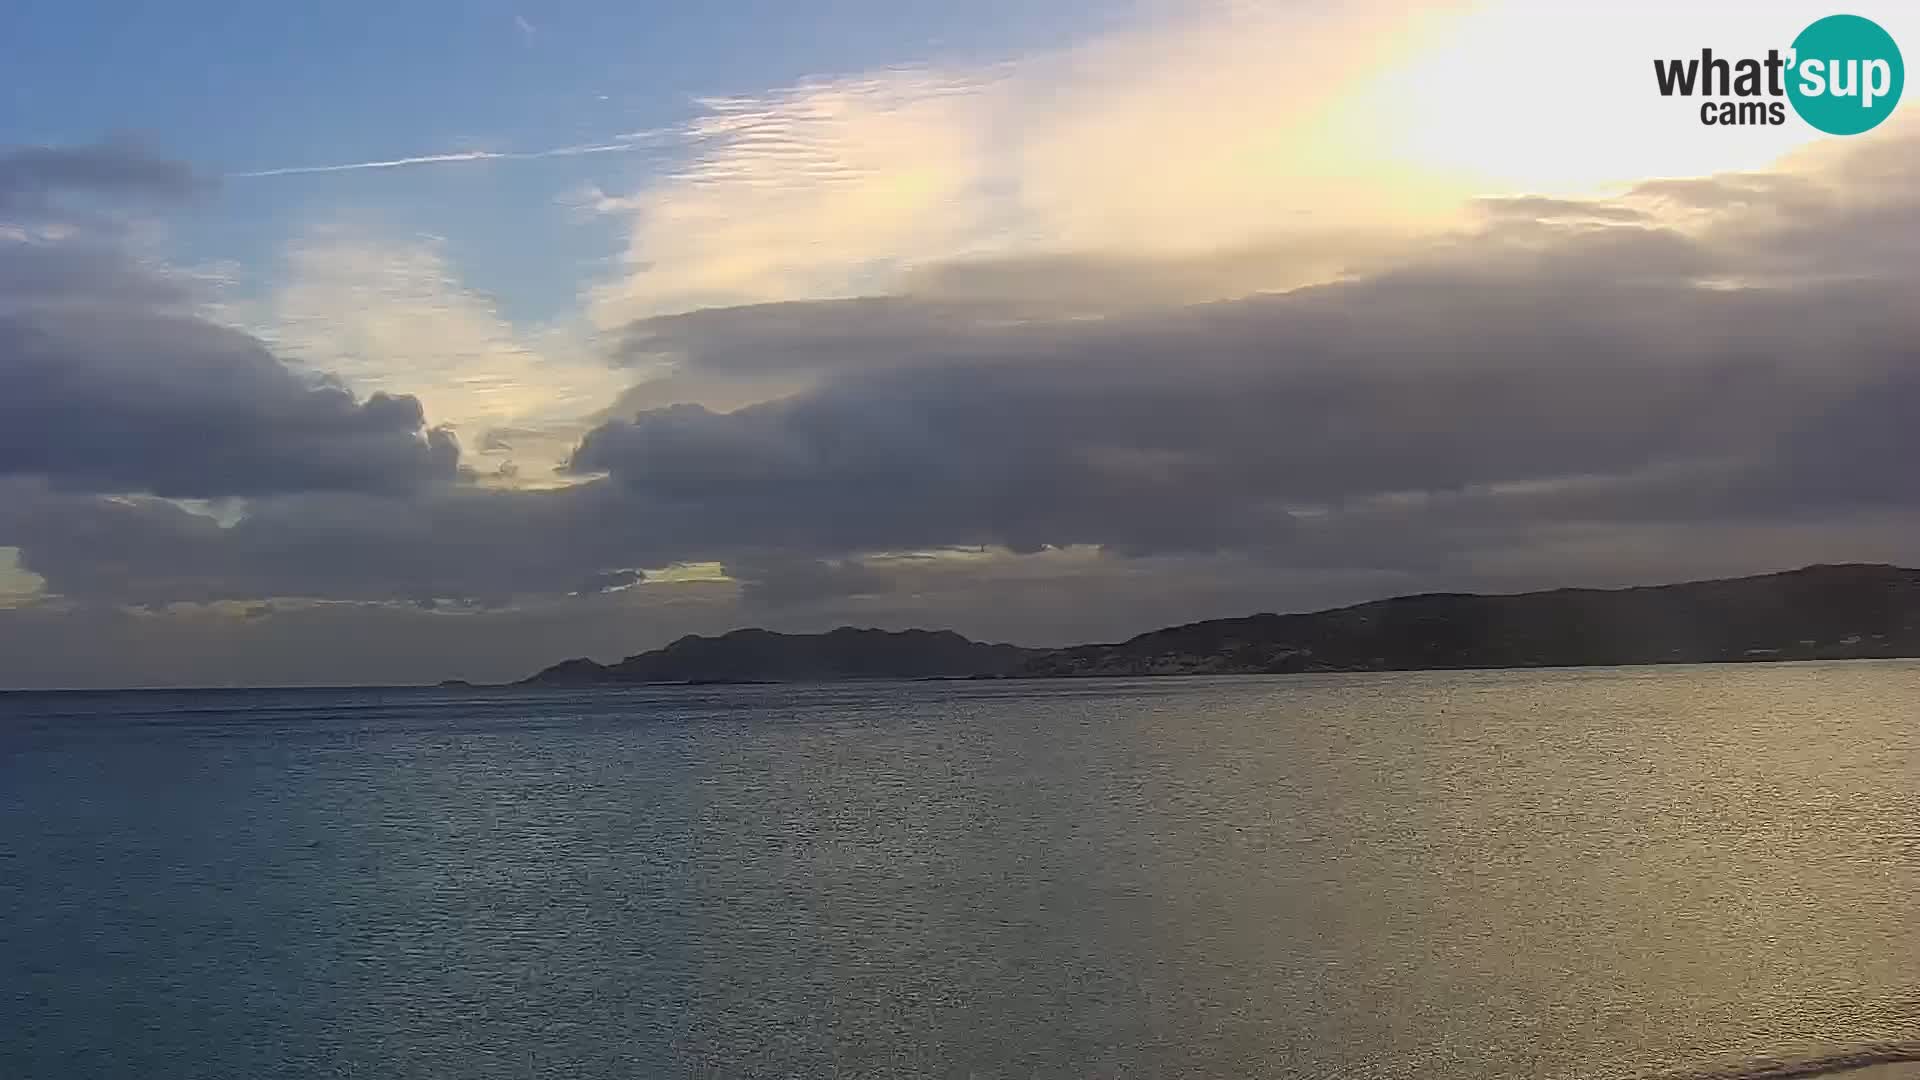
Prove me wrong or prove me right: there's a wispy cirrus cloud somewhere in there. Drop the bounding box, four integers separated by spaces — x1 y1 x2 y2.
581 2 1473 329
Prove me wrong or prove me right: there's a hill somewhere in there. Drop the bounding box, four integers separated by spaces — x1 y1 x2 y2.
517 565 1920 685
1015 563 1920 677
521 627 1037 685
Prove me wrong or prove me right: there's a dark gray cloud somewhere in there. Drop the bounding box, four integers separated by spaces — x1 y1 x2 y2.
0 307 459 496
0 243 194 308
1472 195 1649 224
0 144 459 497
564 127 1920 568
0 139 202 218
571 267 1912 559
0 482 620 606
0 586 745 689
615 296 1018 377
892 235 1399 309
726 555 892 611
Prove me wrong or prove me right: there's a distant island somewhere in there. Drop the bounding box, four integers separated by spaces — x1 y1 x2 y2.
519 563 1920 685
523 627 1035 686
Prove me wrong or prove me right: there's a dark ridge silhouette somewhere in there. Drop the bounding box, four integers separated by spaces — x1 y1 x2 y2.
520 626 1036 685
1019 563 1920 677
519 564 1920 685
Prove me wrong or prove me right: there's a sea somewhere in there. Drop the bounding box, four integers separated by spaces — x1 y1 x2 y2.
2 663 1916 1080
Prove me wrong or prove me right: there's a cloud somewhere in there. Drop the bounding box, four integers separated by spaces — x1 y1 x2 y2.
1472 196 1650 225
9 122 1914 630
0 241 196 309
0 483 604 606
573 568 643 595
581 3 1483 328
570 284 1894 559
570 125 1920 560
0 301 459 496
9 10 1920 691
0 146 460 498
598 239 1409 417
0 581 744 689
0 139 202 217
579 0 1920 336
725 555 891 611
261 227 630 481
585 68 1004 324
0 545 44 608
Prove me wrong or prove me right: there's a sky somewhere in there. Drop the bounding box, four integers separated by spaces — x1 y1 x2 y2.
1 0 1916 687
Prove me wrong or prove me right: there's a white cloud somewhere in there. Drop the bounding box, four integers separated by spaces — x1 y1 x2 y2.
581 3 1501 328
261 227 631 481
0 546 46 608
584 0 1920 333
587 68 1006 324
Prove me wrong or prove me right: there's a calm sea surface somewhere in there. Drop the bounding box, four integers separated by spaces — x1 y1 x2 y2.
3 664 1916 1080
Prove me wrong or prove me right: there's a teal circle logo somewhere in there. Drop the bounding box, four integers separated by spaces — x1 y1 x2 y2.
1787 14 1904 135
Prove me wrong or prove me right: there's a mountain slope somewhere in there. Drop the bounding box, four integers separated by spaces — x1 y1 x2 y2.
522 627 1037 685
1016 563 1920 677
519 565 1920 685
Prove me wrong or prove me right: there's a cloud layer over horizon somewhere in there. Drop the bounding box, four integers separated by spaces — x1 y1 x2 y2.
2 3 1918 685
